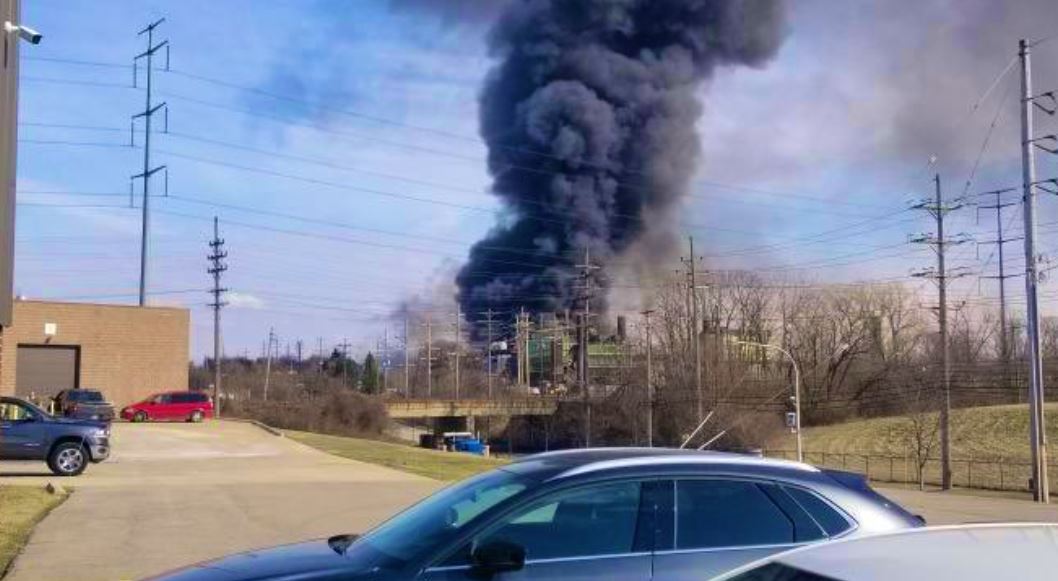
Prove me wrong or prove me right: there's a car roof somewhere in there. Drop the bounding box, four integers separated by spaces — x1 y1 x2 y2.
505 447 818 482
716 523 1058 581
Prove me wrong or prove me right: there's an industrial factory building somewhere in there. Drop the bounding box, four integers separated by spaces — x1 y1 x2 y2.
0 299 190 407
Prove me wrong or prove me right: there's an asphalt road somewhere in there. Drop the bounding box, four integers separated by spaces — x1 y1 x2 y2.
5 423 1058 580
0 421 439 581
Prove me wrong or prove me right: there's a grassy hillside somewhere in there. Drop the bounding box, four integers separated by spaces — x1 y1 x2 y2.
764 403 1058 492
780 403 1058 461
286 430 506 481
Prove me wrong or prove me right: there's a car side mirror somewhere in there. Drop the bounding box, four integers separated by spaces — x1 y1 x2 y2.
471 540 526 575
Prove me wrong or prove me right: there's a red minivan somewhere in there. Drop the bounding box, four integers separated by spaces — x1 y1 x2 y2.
121 391 214 423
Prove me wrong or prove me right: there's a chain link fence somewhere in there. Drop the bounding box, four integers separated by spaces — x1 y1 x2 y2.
764 449 1058 493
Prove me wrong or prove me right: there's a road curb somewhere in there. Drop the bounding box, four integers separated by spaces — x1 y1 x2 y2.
220 418 284 437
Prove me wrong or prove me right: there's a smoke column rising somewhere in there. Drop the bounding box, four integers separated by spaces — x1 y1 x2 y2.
457 0 787 326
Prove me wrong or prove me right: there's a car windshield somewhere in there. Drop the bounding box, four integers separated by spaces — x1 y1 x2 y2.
349 468 529 569
69 391 103 402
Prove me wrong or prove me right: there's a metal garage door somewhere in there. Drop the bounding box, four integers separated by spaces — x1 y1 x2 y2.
15 345 79 399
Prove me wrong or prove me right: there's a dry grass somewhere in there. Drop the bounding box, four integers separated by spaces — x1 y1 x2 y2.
285 430 507 481
764 403 1058 492
0 486 67 577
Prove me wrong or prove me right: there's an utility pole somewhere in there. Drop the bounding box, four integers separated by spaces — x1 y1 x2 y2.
911 174 968 491
263 327 275 401
976 188 1020 361
339 338 352 388
575 248 599 447
423 316 433 398
296 340 303 368
316 337 323 376
131 18 169 306
1019 37 1058 503
382 328 389 393
642 309 655 447
479 309 495 399
403 315 410 397
453 307 461 399
682 237 705 422
207 216 227 418
516 307 532 390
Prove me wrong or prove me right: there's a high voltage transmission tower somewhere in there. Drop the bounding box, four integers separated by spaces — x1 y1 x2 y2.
641 308 656 448
421 315 435 397
403 315 410 397
131 18 169 306
910 173 970 491
975 187 1020 360
451 307 461 399
478 309 496 399
575 248 599 447
1019 37 1058 503
681 236 706 421
207 216 227 418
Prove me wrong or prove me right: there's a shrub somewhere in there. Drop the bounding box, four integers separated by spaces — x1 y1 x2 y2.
224 392 388 438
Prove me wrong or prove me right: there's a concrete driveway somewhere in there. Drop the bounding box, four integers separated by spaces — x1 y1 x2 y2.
0 421 439 581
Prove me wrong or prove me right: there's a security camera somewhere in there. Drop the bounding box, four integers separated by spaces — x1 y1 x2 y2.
4 21 42 45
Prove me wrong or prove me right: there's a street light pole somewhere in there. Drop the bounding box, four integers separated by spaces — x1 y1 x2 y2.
642 309 655 447
736 340 802 463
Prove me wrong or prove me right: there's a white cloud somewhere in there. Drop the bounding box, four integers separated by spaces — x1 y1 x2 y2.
227 292 266 310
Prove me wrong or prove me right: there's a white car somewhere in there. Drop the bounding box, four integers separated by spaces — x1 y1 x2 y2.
713 523 1058 581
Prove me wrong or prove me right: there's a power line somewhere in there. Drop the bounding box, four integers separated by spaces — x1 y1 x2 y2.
22 55 903 211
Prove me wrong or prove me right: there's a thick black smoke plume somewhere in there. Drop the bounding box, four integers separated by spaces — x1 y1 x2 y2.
457 0 786 327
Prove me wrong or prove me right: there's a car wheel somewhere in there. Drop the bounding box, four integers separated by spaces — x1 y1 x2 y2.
189 410 204 423
133 411 147 423
48 442 88 477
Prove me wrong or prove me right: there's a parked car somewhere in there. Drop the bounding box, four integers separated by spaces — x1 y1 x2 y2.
147 448 922 580
715 523 1058 581
121 391 213 423
54 388 115 422
0 396 110 476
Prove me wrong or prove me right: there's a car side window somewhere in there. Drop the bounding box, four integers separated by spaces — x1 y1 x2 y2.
783 486 853 537
675 480 795 550
0 402 36 422
171 393 188 404
442 481 643 566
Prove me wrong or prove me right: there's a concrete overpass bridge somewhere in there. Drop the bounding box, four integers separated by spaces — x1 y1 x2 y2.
383 397 561 438
383 397 560 419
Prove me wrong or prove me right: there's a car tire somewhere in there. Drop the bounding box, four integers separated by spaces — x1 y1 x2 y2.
189 410 204 423
132 411 147 423
47 442 88 477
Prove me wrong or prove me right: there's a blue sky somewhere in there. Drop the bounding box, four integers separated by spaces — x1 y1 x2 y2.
14 0 1058 360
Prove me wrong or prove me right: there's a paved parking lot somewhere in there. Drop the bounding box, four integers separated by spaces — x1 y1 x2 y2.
880 486 1058 525
5 423 1058 580
0 421 439 581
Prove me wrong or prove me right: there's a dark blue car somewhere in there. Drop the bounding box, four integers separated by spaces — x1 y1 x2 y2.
149 448 922 580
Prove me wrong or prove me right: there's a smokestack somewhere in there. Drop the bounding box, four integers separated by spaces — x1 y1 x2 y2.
457 0 787 332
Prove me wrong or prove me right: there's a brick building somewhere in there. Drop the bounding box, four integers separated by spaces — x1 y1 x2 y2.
0 300 190 407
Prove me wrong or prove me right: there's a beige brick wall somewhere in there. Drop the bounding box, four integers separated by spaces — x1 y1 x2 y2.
0 300 189 407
